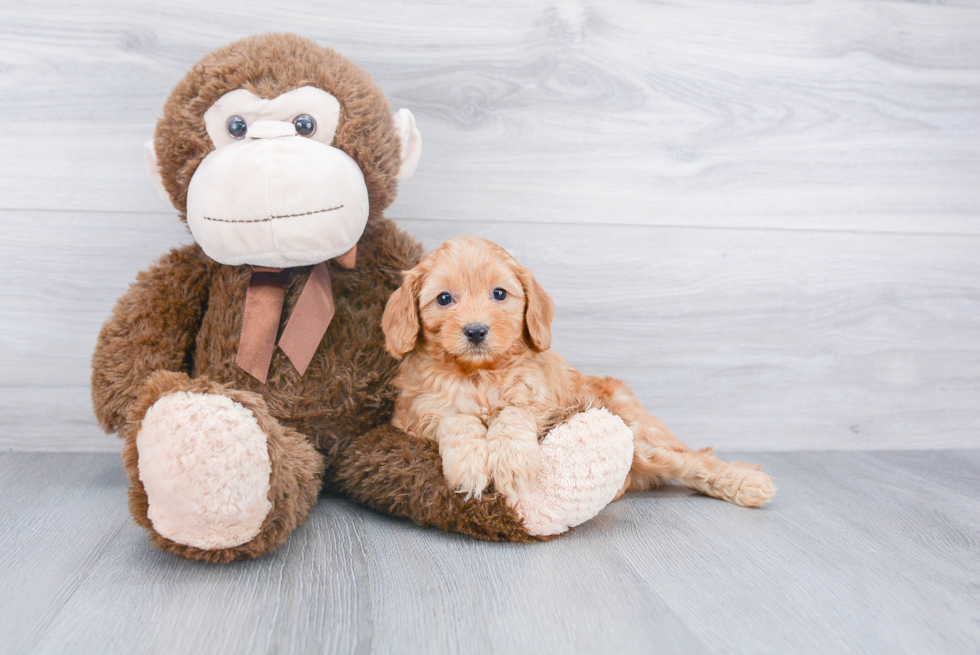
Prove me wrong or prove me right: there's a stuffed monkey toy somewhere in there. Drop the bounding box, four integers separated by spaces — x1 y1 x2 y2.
91 33 635 562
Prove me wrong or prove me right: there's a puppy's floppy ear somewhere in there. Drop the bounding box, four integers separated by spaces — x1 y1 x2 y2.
382 268 423 359
517 264 554 351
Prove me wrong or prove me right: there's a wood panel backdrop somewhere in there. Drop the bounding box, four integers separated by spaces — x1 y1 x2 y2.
1 0 978 451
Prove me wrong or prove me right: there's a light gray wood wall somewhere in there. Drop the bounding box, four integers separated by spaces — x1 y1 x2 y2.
1 0 978 451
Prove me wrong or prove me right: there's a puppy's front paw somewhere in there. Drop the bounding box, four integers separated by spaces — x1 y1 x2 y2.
441 440 490 499
488 434 542 500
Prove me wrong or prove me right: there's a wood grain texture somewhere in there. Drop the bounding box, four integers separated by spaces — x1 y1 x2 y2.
0 0 978 232
1 451 977 654
3 213 978 451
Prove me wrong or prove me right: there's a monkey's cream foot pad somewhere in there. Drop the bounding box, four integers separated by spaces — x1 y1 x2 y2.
513 408 634 536
136 391 273 549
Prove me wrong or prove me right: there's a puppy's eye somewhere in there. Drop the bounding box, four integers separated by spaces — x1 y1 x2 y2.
492 288 507 301
227 116 248 139
293 114 316 137
436 292 454 306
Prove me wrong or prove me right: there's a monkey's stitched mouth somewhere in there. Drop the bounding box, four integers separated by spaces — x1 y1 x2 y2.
202 205 344 224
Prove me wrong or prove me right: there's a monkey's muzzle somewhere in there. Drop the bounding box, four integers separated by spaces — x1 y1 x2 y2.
186 126 369 268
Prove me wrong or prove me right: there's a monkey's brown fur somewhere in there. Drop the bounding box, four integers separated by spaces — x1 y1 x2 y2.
91 34 533 561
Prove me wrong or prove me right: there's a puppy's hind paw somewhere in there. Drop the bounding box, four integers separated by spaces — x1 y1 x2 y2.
732 470 776 508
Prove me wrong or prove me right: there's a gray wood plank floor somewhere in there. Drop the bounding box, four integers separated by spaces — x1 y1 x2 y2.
2 450 977 654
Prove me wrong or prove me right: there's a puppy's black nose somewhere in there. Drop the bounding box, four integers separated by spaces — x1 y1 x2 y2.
463 324 489 344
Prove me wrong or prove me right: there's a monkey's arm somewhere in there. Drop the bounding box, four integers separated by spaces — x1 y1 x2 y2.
330 412 633 542
329 424 537 542
91 243 215 434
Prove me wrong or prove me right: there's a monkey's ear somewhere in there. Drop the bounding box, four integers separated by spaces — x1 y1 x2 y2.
382 268 423 359
144 140 172 203
518 265 555 352
393 109 422 181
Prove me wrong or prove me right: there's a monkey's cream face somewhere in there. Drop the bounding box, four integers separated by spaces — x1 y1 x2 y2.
184 87 363 268
163 86 419 268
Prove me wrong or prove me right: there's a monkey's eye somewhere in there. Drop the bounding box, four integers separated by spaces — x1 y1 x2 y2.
227 116 248 140
436 292 454 306
293 114 316 137
492 288 507 301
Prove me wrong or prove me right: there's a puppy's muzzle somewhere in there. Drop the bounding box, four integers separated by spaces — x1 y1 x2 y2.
463 324 489 344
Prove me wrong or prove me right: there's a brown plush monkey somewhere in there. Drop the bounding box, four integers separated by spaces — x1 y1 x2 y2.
91 33 634 562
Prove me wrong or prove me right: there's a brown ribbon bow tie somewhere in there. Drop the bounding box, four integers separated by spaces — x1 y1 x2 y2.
236 246 356 383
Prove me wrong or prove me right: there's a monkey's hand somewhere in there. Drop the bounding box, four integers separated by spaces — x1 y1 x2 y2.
511 408 634 537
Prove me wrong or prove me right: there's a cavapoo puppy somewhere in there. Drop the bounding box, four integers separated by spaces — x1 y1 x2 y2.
382 236 775 507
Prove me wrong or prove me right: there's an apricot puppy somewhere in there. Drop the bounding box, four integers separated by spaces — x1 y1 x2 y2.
382 236 775 507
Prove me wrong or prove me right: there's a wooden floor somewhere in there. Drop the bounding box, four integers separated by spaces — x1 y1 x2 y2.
2 450 977 654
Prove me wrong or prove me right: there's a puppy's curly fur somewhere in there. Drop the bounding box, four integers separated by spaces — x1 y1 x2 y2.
383 236 776 507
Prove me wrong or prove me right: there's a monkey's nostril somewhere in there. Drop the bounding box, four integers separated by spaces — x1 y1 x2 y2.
463 324 489 344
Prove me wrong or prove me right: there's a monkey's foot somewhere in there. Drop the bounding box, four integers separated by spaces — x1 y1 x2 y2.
136 391 273 550
122 372 324 562
511 408 634 537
